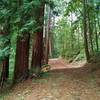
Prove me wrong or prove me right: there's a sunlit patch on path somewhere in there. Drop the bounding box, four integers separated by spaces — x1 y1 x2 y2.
49 58 86 70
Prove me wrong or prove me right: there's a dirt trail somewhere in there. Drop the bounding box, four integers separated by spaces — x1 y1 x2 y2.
1 59 100 100
49 58 86 69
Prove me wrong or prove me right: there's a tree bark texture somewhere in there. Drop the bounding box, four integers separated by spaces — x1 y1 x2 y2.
13 34 30 83
31 3 44 75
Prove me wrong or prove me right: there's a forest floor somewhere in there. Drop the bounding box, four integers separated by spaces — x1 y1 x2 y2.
1 58 100 100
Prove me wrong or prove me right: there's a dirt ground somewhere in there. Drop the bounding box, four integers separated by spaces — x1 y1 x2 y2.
1 58 100 100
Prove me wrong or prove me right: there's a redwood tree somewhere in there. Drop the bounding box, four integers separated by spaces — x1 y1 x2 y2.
13 33 30 83
0 33 10 87
31 1 45 75
13 0 33 83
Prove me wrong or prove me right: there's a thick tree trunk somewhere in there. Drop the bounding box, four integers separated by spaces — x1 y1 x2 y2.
13 33 30 83
31 32 43 74
2 57 9 79
0 57 9 87
31 3 44 75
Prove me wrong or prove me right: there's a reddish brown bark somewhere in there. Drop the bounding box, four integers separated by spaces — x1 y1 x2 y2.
13 33 30 83
31 32 43 74
0 57 9 87
31 3 44 75
0 30 10 88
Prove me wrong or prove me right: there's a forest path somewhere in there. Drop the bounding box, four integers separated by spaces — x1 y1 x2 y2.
3 59 100 100
49 58 86 70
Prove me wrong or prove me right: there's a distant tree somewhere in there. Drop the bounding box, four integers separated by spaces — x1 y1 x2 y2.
83 0 90 61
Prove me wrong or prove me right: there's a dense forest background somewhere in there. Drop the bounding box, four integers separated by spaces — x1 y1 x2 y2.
0 0 100 89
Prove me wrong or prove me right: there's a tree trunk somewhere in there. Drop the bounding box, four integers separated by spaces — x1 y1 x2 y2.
13 33 30 83
45 6 51 64
0 57 9 87
31 32 43 74
0 35 10 88
87 12 94 54
31 3 44 75
49 36 52 57
94 16 99 51
83 0 90 61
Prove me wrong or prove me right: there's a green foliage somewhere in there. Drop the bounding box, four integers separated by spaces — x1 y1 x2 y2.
52 17 85 60
0 0 49 59
0 0 53 82
0 35 10 61
51 0 100 61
